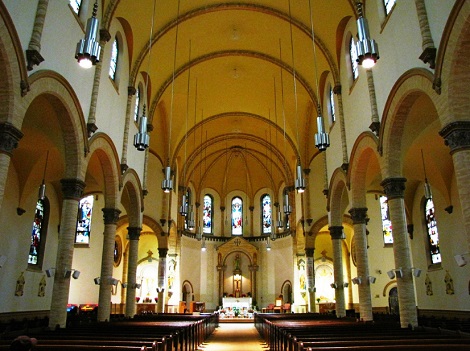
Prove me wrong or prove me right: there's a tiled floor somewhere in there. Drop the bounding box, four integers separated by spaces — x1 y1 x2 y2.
198 322 269 351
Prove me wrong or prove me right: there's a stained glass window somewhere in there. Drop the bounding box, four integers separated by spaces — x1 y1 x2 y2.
134 86 140 122
203 194 213 234
380 196 393 244
384 0 396 16
29 199 45 265
425 198 441 264
184 188 191 230
261 194 272 234
350 37 359 81
232 197 243 235
329 86 336 123
70 0 81 15
109 37 119 80
75 195 94 244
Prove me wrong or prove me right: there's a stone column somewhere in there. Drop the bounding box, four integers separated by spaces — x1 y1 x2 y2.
349 207 373 321
49 179 85 329
248 263 259 308
333 85 349 169
157 248 168 313
329 226 346 317
86 29 111 136
249 206 254 236
125 226 141 317
26 0 48 70
217 262 226 307
97 208 121 322
440 121 470 250
381 177 418 328
142 147 150 196
305 248 316 312
366 70 380 135
220 206 225 237
415 0 436 68
120 86 136 173
0 123 23 212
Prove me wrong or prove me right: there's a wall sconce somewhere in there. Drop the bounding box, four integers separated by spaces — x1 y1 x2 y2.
412 268 422 277
387 268 403 279
45 268 55 277
0 255 7 268
368 276 376 284
352 277 362 285
121 282 128 288
266 237 271 251
330 282 337 289
94 277 101 285
343 282 349 288
201 238 206 252
454 252 469 267
109 278 119 286
75 0 101 68
63 269 80 279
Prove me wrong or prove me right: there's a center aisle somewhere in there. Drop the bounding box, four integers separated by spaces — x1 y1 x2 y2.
198 322 268 351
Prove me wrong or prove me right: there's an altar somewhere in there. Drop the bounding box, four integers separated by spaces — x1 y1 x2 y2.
222 297 252 309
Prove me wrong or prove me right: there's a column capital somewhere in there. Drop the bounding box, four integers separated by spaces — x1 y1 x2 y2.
127 227 142 240
381 177 406 199
0 122 23 156
349 207 368 224
99 29 111 43
439 121 470 154
158 248 169 258
329 226 345 240
60 178 86 200
128 86 137 96
102 208 121 225
305 248 315 257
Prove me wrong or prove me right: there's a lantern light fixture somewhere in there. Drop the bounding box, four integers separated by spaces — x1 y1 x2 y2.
134 104 150 151
75 0 101 68
355 2 379 69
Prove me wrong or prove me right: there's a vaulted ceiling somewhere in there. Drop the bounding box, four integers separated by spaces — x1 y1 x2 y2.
104 0 357 197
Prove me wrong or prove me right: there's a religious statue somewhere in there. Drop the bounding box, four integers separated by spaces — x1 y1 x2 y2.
15 272 25 296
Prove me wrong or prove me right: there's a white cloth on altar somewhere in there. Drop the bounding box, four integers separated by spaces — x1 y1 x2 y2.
222 297 252 309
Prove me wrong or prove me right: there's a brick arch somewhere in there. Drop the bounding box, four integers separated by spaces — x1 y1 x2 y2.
348 131 381 208
121 169 143 227
21 71 88 180
0 2 29 125
433 0 470 125
87 132 121 210
446 2 470 123
142 214 167 248
328 167 349 226
379 69 437 178
307 215 353 246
